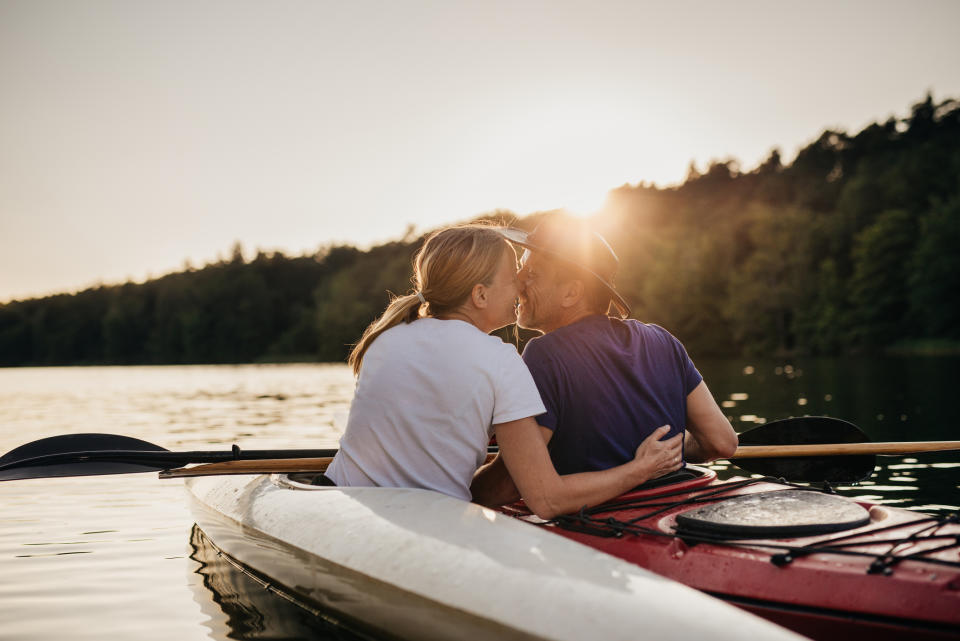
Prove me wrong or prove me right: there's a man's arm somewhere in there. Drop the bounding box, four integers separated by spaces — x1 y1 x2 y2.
470 453 521 507
684 380 738 462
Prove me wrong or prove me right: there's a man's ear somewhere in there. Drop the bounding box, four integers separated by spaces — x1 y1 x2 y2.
471 283 488 309
559 279 584 309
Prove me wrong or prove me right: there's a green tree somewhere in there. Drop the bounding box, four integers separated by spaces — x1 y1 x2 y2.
795 258 848 354
722 206 818 354
314 241 418 362
909 195 960 337
847 209 918 347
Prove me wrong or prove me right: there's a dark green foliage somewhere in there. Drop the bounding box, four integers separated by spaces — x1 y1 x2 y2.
0 250 351 365
909 194 960 338
602 94 960 356
1 94 958 365
847 209 918 346
313 241 417 362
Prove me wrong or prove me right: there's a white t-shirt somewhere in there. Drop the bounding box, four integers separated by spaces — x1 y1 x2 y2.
326 318 545 501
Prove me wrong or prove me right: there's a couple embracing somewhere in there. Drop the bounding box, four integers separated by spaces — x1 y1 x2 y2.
326 215 737 519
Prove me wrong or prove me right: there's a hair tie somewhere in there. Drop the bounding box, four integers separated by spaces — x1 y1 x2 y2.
415 291 426 305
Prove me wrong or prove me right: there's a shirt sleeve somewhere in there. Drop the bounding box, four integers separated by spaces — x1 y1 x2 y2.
673 334 703 395
520 338 563 431
491 343 546 425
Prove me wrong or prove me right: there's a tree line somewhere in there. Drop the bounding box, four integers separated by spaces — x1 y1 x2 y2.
1 94 957 366
601 93 959 356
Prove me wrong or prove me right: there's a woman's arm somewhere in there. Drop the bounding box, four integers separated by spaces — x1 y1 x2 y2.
471 423 555 508
490 418 682 520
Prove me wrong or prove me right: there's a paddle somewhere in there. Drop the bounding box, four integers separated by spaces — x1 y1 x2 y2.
729 416 960 482
4 418 959 483
146 417 960 483
729 416 876 482
0 432 336 482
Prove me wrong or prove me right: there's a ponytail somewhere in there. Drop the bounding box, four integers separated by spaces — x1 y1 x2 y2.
348 223 509 376
348 293 424 375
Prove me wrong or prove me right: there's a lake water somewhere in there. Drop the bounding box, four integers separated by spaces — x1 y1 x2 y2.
1 359 958 640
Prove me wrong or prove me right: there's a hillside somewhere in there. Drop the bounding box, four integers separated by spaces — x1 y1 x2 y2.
2 94 958 366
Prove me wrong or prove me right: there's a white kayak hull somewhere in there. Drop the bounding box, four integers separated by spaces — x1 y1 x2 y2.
186 474 803 641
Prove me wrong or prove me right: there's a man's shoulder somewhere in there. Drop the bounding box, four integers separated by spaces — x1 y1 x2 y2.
635 321 677 340
523 317 685 360
521 331 555 362
522 315 613 365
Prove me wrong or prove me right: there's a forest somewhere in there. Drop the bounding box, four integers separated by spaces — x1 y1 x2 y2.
1 94 958 366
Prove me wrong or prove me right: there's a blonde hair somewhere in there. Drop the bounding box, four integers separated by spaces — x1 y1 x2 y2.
348 224 511 375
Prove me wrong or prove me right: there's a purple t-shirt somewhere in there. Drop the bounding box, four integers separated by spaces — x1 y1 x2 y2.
522 315 703 475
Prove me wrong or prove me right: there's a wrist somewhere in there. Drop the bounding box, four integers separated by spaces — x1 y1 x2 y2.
627 457 652 486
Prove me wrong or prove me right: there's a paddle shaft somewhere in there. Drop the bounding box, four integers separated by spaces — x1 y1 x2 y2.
161 441 960 478
5 421 955 482
159 452 502 478
0 448 338 474
160 457 336 478
733 441 960 459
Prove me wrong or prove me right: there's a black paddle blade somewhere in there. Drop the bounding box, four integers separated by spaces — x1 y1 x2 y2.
0 432 341 481
733 416 877 483
0 433 170 481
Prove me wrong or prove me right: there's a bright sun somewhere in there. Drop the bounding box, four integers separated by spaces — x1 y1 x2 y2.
459 100 670 219
432 99 679 229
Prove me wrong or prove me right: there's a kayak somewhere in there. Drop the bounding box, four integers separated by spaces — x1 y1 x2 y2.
498 466 960 640
185 473 802 641
3 427 954 639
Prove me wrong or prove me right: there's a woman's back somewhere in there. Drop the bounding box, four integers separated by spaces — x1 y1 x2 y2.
326 318 543 500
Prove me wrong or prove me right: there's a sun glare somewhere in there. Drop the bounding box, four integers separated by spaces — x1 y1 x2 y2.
456 99 676 220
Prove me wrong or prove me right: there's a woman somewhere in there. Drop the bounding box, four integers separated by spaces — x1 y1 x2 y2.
325 224 681 519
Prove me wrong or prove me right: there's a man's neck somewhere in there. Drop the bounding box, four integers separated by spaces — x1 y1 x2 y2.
542 308 595 334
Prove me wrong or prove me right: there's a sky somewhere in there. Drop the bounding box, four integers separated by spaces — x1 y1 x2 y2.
1 0 959 303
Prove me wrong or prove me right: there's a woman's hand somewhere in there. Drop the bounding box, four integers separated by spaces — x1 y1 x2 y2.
632 425 683 481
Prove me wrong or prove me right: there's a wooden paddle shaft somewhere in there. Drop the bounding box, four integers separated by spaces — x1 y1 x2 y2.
160 457 335 478
159 442 960 478
159 452 500 479
732 441 960 458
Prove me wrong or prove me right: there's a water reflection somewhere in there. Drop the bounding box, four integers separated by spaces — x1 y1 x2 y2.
188 526 370 641
0 361 956 641
698 355 960 515
709 450 959 514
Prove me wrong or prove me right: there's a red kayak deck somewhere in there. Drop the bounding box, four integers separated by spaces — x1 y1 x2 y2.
500 467 960 641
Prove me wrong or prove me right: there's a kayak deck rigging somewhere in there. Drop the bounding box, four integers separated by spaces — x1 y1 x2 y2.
496 467 960 639
541 475 960 574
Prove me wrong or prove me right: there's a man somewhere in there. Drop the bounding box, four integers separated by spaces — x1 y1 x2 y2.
471 215 736 504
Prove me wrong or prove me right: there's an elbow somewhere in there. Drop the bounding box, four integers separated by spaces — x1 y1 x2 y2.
717 432 739 460
707 431 739 461
690 430 738 463
523 495 563 520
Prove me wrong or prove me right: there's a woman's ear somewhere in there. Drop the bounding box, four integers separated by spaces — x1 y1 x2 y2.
471 283 488 309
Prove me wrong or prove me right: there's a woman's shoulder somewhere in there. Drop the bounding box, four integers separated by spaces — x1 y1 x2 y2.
380 317 518 352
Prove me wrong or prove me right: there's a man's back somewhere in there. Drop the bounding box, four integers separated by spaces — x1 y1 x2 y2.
522 314 702 474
